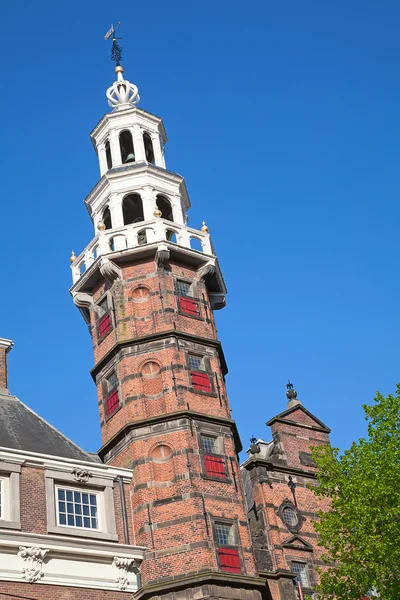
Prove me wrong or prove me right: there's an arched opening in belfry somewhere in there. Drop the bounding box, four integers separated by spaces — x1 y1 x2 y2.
143 132 155 164
156 195 173 222
119 130 135 164
105 140 112 170
103 206 112 230
123 194 144 225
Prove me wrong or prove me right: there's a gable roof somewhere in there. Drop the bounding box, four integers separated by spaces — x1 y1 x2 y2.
0 392 97 462
266 404 330 433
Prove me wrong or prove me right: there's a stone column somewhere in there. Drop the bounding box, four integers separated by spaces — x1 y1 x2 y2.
132 125 145 162
152 134 165 168
110 130 122 166
0 338 14 392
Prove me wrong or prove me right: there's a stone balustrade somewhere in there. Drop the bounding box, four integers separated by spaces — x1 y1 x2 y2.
71 218 213 284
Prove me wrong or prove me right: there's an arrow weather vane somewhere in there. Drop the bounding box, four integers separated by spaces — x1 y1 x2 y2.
104 22 123 66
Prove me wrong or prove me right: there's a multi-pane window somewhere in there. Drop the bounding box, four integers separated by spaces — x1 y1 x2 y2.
201 435 226 478
214 522 235 545
98 296 112 338
282 506 298 527
214 522 241 574
176 280 191 297
57 488 99 530
176 280 199 316
292 562 310 588
188 354 202 371
105 371 119 416
201 435 218 454
188 354 211 393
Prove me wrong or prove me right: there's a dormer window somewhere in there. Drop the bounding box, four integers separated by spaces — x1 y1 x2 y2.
57 487 99 530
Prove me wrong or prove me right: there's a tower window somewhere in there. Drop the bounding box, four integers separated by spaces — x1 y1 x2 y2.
282 506 298 527
176 280 199 317
123 194 144 225
188 354 211 393
105 140 112 170
214 522 241 574
201 435 226 479
119 130 135 164
97 296 112 339
143 132 155 164
105 371 120 416
292 562 310 588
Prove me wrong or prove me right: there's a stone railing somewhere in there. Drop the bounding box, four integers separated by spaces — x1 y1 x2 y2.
71 218 212 284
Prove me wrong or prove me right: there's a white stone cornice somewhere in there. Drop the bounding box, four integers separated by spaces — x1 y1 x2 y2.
0 446 133 483
0 338 13 352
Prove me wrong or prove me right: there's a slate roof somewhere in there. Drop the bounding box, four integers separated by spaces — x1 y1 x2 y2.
0 392 97 462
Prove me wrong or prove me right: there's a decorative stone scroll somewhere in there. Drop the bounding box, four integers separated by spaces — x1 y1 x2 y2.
99 258 121 284
18 546 49 583
113 556 135 590
71 467 93 483
155 245 170 271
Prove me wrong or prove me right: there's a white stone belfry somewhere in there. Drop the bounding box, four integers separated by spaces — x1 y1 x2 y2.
106 66 140 110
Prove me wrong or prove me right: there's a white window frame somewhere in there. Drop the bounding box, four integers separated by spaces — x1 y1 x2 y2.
45 469 117 541
0 463 21 530
55 485 102 532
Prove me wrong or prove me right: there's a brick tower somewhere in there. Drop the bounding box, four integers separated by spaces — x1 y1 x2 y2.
70 49 268 600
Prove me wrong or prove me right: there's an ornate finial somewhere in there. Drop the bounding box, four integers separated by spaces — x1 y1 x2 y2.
249 436 260 455
97 221 106 231
70 251 76 263
104 23 140 110
201 220 209 233
154 206 162 218
286 380 301 407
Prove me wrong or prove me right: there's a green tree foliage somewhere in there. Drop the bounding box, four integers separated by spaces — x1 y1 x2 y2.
311 385 400 600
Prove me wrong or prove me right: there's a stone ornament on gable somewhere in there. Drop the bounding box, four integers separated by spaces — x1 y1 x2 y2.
71 467 93 483
113 556 136 590
18 546 49 583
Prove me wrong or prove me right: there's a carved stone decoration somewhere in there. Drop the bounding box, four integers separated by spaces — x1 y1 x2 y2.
72 292 94 309
18 546 49 583
196 261 216 282
113 556 135 590
99 258 121 284
71 467 93 483
155 246 170 271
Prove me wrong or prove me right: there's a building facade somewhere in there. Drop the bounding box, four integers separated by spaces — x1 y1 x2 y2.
0 58 331 600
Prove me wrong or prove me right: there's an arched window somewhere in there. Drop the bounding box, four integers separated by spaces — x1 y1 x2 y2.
103 207 112 230
119 130 135 164
156 195 173 222
143 132 155 164
105 140 112 170
123 194 144 225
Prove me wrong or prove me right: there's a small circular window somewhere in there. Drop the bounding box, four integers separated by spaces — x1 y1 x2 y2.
282 506 298 527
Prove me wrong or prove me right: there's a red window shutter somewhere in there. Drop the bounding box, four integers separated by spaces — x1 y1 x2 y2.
204 455 226 478
179 296 199 316
106 389 119 415
218 548 241 573
191 371 211 392
99 313 111 337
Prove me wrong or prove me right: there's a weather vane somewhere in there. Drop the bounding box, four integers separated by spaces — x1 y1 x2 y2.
104 22 123 66
286 380 294 391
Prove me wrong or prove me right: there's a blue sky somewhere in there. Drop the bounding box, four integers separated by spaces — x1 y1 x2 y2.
2 1 400 457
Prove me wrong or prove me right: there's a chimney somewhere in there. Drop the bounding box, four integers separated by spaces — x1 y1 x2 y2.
0 338 14 393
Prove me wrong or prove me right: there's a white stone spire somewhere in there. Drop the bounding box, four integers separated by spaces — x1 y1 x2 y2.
106 66 140 111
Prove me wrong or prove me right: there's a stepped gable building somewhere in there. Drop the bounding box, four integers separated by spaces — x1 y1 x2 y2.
0 51 331 600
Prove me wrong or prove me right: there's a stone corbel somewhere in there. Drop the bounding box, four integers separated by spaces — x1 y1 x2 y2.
196 260 216 282
72 293 94 310
100 258 122 284
155 244 170 272
71 467 93 483
18 546 49 583
113 557 136 590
